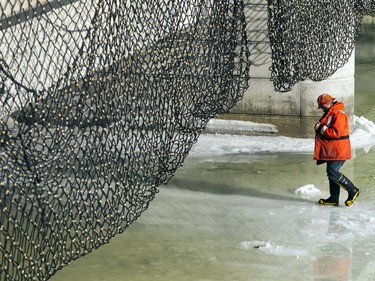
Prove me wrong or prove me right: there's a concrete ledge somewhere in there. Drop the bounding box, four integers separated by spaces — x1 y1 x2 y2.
204 118 278 136
213 113 321 138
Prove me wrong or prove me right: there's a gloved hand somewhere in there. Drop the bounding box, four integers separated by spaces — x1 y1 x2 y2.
314 122 321 131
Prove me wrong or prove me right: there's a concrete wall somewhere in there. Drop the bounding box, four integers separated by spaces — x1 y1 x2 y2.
221 0 355 138
363 16 375 24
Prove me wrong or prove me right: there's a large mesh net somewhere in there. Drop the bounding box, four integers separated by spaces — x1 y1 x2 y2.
267 0 375 92
0 0 374 280
0 1 249 280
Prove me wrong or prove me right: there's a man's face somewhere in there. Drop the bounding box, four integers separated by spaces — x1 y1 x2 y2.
321 102 331 112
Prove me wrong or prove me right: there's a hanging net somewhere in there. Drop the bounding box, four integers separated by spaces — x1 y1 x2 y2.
0 1 250 280
267 0 375 92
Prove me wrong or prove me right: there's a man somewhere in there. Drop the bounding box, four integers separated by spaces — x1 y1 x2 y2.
314 93 360 206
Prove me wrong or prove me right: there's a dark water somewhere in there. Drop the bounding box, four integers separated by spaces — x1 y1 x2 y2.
52 24 375 281
355 24 375 121
353 23 375 204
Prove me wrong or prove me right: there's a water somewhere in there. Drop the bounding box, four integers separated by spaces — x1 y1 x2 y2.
355 24 375 122
52 25 375 281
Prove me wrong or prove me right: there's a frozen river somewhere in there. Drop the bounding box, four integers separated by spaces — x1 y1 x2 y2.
53 132 375 281
52 25 375 281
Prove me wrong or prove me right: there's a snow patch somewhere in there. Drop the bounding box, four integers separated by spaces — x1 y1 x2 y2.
351 116 375 151
294 184 321 197
354 115 375 135
192 115 375 156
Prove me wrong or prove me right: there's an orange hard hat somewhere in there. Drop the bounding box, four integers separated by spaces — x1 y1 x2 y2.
317 93 334 109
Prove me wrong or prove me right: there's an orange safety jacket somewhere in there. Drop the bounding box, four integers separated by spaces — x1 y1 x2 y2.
313 101 351 161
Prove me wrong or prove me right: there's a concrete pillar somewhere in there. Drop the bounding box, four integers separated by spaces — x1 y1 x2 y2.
221 0 355 138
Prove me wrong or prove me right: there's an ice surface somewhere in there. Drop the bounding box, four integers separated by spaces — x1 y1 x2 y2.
53 116 375 281
239 240 309 258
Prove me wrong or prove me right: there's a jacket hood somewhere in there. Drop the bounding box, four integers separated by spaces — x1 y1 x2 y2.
330 101 345 111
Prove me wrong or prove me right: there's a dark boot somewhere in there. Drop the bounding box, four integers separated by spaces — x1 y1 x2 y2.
336 173 360 206
319 180 340 206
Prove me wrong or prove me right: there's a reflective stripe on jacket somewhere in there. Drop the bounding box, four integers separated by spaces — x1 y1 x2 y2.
313 101 351 161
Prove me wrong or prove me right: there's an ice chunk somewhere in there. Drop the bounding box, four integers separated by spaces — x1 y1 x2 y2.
295 184 321 197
